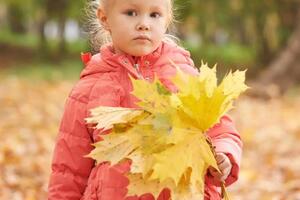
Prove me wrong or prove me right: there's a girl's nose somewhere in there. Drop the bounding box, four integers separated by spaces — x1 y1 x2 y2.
136 21 150 31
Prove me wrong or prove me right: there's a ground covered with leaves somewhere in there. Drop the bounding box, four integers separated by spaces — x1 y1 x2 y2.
0 76 299 200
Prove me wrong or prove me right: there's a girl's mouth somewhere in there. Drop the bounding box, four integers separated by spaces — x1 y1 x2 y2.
134 36 151 42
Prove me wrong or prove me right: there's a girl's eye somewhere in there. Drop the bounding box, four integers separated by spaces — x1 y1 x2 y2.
150 12 161 18
125 10 137 16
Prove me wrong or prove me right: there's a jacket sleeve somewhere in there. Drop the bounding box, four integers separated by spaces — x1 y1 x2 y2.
48 96 95 200
85 75 125 141
48 74 125 200
205 115 243 187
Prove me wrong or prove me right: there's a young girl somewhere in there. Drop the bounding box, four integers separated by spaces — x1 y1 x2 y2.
48 0 242 199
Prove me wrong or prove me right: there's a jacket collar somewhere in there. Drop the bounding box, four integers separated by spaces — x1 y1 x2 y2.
80 41 183 79
99 42 163 78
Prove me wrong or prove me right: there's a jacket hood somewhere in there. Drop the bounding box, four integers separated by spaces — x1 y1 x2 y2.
79 41 192 79
79 45 118 79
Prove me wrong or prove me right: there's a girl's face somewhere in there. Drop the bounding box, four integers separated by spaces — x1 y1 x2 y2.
98 0 170 56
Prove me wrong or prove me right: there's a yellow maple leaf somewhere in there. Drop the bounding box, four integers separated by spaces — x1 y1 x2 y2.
85 106 145 131
130 76 170 113
149 132 216 186
85 131 140 165
171 62 248 132
86 62 248 199
127 173 205 200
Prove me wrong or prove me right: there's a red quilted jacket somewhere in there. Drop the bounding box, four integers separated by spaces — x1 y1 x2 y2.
47 41 242 200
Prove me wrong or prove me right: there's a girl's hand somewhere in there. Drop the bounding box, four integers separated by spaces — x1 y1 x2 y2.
208 153 232 182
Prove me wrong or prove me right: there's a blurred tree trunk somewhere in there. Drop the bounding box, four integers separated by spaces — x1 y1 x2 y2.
37 9 48 53
258 4 300 92
46 0 69 54
7 3 26 33
57 13 67 53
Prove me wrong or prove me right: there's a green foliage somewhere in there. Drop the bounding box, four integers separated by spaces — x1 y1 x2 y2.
183 41 255 71
174 0 297 69
0 29 38 48
1 0 299 77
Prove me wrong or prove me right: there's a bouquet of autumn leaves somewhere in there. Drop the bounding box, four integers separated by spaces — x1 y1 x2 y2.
85 62 248 200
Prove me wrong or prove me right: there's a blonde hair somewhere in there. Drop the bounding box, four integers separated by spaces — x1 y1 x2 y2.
83 0 178 53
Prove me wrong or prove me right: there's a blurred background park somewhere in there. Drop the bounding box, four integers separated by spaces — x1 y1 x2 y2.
0 0 300 199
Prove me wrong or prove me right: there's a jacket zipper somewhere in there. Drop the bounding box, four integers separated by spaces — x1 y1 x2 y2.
133 63 143 79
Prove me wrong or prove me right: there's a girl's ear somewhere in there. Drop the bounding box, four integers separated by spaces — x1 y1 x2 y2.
97 7 110 31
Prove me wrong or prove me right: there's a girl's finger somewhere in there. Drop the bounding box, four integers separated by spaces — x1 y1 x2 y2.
220 167 231 181
219 164 231 180
208 167 220 177
218 160 231 171
216 153 226 164
208 167 217 174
